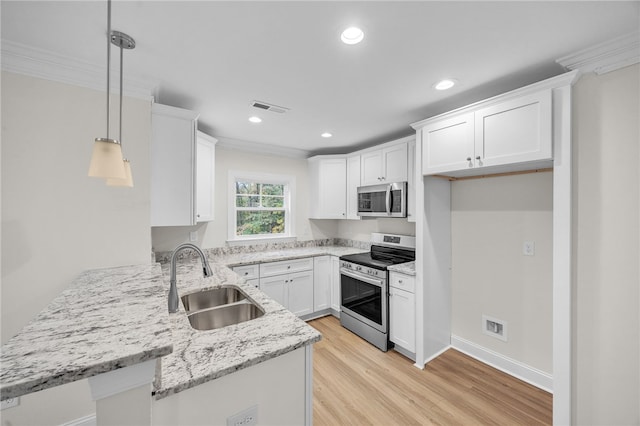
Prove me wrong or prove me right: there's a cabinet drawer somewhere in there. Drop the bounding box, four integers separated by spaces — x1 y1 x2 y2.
389 272 415 293
232 264 259 280
259 258 314 278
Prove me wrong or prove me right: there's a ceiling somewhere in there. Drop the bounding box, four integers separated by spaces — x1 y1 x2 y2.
2 1 639 156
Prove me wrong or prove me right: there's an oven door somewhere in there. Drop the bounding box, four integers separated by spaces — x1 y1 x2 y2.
340 269 387 333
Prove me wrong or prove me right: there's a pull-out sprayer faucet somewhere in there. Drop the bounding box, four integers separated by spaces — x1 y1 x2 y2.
168 243 213 313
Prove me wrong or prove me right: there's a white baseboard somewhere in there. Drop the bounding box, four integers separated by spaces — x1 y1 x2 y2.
451 335 553 393
61 414 96 426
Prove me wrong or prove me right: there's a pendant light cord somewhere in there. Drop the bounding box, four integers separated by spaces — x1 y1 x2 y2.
106 0 112 140
119 42 124 152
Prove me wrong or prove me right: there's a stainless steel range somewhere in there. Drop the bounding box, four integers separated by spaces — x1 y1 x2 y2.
339 233 415 351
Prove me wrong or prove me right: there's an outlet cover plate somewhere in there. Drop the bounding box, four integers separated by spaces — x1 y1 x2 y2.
227 405 258 426
1 397 19 410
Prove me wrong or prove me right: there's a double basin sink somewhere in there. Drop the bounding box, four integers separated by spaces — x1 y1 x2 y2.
181 286 265 331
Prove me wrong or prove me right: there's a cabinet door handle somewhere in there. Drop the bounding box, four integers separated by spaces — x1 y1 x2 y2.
398 279 403 284
466 157 472 161
476 156 481 160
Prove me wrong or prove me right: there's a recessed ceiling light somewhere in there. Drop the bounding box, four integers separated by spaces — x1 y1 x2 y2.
434 79 457 90
248 116 262 123
321 132 333 138
341 27 364 45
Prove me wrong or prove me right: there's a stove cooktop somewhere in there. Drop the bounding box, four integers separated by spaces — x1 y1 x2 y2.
340 245 415 270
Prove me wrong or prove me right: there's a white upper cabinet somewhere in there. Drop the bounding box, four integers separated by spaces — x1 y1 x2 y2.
407 138 416 222
196 131 217 222
415 86 553 177
308 156 347 219
474 90 552 168
151 103 199 227
360 141 408 186
346 155 361 220
421 112 475 174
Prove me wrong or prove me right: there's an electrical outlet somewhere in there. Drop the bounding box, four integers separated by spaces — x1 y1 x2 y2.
1 397 20 410
482 315 508 342
523 241 535 256
189 231 198 242
227 405 258 426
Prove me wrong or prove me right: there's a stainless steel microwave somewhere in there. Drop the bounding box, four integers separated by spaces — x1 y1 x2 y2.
357 182 407 218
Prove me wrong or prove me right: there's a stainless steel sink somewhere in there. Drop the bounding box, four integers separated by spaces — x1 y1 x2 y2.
186 302 265 331
181 287 247 313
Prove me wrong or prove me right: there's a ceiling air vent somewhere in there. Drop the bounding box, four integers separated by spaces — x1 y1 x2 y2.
251 100 290 114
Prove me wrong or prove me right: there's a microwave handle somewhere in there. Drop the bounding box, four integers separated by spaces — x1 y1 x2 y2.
385 184 392 215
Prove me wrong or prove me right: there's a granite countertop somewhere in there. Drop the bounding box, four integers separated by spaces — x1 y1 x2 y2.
0 264 173 400
388 261 416 276
154 245 367 399
211 246 366 267
0 245 368 402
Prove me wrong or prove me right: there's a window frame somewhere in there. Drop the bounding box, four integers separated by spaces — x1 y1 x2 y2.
227 171 296 243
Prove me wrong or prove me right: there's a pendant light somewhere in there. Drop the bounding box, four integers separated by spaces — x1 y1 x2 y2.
88 0 124 180
106 30 135 187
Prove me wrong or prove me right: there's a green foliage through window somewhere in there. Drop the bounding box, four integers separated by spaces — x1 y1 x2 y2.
234 180 287 237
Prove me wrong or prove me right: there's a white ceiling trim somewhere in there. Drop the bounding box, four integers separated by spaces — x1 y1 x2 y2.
216 136 310 159
556 31 640 75
1 40 157 99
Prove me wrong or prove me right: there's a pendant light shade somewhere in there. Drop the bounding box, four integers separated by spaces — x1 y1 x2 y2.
106 158 133 187
88 138 126 179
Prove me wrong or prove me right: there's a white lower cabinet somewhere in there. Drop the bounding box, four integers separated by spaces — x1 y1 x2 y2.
330 256 341 315
313 256 331 312
389 272 415 353
259 259 314 317
232 264 260 288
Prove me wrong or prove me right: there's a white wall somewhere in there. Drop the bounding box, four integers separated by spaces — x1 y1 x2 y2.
450 172 553 374
572 64 639 424
151 146 338 252
1 71 153 425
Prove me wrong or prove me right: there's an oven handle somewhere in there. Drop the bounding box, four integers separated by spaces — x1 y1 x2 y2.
340 269 385 288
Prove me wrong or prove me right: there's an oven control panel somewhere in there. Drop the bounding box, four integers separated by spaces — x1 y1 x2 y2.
340 261 387 280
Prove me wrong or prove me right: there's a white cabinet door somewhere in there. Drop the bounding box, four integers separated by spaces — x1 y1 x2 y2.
259 275 287 308
196 132 217 222
421 112 475 175
308 157 346 219
330 256 341 313
407 139 416 222
346 155 361 220
360 150 383 186
389 286 415 352
382 142 408 183
474 89 552 168
287 271 314 317
151 103 199 226
313 256 331 312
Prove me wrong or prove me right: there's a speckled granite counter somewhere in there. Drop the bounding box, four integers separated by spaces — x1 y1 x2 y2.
154 245 367 399
388 261 416 276
0 264 173 400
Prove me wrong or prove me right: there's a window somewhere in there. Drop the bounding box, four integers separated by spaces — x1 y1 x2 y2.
228 171 295 241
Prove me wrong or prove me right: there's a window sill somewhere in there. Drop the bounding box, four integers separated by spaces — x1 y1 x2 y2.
226 235 297 247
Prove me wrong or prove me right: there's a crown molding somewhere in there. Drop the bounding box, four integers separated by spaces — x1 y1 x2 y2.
1 40 157 99
216 136 310 159
556 32 640 75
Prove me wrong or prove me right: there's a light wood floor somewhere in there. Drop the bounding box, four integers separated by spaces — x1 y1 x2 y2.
309 316 552 426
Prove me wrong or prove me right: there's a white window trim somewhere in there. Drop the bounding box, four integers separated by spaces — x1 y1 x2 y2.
227 170 296 242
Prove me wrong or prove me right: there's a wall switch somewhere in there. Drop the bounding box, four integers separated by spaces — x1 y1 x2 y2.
227 405 258 426
523 241 535 256
189 231 198 242
1 397 20 410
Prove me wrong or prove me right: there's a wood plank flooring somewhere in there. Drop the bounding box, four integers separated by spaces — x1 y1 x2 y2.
309 316 552 426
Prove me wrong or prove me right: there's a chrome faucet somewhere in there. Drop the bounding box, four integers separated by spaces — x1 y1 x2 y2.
168 243 213 313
